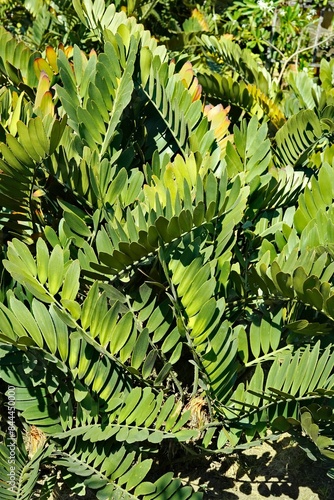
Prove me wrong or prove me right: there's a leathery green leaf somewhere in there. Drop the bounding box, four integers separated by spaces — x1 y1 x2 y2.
105 168 128 205
125 460 153 491
36 238 49 285
62 260 81 301
118 387 142 424
9 296 43 347
64 212 91 237
109 311 134 354
155 395 175 429
50 304 69 362
4 260 53 303
81 282 99 330
99 301 120 347
142 350 157 379
11 239 37 277
131 328 150 370
32 299 57 354
48 245 64 296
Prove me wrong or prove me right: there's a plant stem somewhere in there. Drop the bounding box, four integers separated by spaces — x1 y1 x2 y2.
244 345 292 368
277 32 334 84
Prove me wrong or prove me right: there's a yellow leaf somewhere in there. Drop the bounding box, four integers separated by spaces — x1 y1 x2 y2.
204 104 233 155
40 91 54 117
32 189 45 198
191 8 209 31
33 58 53 81
46 46 58 73
65 46 73 59
179 62 202 102
35 71 51 109
164 166 179 204
8 92 24 136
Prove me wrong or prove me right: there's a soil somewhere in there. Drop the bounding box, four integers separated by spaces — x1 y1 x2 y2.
175 435 334 499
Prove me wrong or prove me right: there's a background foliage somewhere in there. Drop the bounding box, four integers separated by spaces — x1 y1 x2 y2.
0 0 334 498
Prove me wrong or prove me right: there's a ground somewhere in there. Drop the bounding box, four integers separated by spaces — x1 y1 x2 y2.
175 435 334 499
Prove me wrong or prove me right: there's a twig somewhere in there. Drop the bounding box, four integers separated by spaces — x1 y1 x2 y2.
266 8 278 70
295 32 302 70
277 32 334 84
312 14 324 65
261 38 284 59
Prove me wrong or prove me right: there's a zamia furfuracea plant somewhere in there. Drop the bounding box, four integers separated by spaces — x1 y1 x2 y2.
1 1 334 498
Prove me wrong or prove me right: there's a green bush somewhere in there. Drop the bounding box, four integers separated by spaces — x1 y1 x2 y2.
0 1 334 498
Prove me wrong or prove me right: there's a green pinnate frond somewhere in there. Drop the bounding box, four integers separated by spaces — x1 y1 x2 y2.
55 31 139 157
1 0 334 494
219 342 334 444
199 72 285 129
55 437 202 499
201 34 271 93
0 26 39 87
320 59 334 93
294 161 334 234
274 109 328 168
0 115 66 240
54 388 198 444
73 0 132 35
288 71 323 112
237 308 284 366
3 238 76 303
251 246 334 318
0 428 54 500
225 115 272 181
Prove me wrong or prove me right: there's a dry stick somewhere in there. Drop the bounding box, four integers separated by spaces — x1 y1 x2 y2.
262 39 284 58
312 14 324 65
294 34 302 70
277 32 334 84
